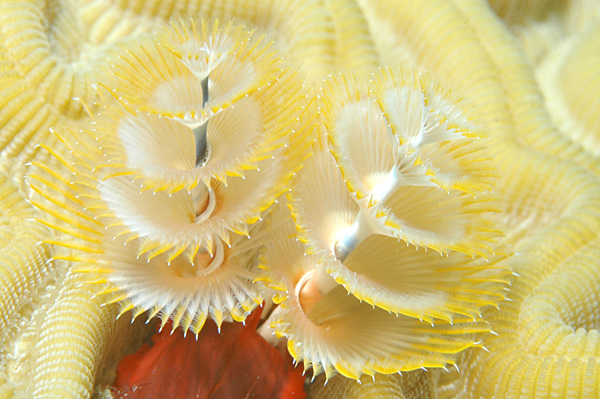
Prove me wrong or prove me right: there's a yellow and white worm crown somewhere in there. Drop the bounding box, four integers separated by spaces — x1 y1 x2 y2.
26 17 313 336
257 68 511 380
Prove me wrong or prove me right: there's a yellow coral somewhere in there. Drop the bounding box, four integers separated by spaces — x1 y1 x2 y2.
0 0 158 187
308 370 434 399
0 171 51 363
0 0 599 398
537 22 600 158
432 156 600 399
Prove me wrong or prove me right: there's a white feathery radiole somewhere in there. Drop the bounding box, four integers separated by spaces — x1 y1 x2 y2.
319 69 501 258
88 17 308 262
25 17 312 337
258 201 500 381
254 67 511 380
99 228 265 335
287 148 509 322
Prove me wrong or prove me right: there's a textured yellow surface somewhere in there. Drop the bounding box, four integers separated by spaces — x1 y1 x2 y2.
307 369 434 399
0 172 51 362
0 0 158 189
0 0 598 398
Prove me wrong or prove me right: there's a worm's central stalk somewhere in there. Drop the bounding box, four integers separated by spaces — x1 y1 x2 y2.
295 262 337 314
193 75 211 167
191 182 216 223
333 164 416 261
194 238 225 273
192 122 210 167
333 208 380 261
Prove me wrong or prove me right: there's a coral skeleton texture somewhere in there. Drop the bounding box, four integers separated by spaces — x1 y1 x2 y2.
0 0 599 398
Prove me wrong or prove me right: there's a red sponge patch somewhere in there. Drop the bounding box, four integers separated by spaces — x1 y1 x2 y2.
112 309 305 399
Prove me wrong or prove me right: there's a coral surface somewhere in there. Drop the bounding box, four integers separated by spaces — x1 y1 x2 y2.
0 0 599 398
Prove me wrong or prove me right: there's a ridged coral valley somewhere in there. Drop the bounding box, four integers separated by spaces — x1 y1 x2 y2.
0 0 599 398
